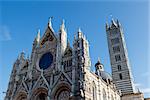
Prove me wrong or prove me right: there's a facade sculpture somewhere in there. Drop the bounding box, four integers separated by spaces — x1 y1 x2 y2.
5 18 143 100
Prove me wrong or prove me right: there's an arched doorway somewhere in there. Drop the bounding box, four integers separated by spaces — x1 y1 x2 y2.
57 89 70 100
36 92 47 100
54 87 70 100
15 92 27 100
32 88 48 100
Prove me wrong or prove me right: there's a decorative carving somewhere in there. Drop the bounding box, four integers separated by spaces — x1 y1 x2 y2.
60 74 65 81
57 90 70 100
40 32 54 46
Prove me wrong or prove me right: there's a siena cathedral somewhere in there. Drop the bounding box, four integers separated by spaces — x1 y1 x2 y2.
5 18 144 100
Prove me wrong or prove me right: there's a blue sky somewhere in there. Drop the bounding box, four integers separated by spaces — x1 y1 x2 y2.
0 0 149 99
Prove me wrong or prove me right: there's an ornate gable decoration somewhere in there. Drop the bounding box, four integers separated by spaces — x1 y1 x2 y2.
40 25 57 46
63 46 72 57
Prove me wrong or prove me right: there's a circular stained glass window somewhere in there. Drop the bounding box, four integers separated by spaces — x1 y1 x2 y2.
39 52 53 70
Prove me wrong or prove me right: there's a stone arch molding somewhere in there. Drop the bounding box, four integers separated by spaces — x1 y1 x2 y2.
51 82 71 100
31 87 48 100
15 91 27 100
32 71 50 90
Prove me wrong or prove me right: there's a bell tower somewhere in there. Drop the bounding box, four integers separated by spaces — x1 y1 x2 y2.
106 19 135 95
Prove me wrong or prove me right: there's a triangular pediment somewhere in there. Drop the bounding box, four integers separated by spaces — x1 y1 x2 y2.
16 80 28 93
63 46 72 57
40 26 57 46
32 74 49 90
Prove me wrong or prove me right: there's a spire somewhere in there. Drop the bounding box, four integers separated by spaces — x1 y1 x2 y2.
98 57 101 63
59 19 66 32
78 27 83 38
47 17 54 32
48 17 52 28
78 27 82 33
95 57 104 73
117 19 121 27
111 18 117 27
106 16 109 29
36 29 40 43
20 51 25 60
106 22 109 30
61 19 65 29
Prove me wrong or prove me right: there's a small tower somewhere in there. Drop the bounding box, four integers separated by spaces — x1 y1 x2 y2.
31 29 40 61
56 19 67 71
59 19 67 55
95 58 104 76
106 19 135 95
36 29 40 44
74 28 91 68
71 28 91 99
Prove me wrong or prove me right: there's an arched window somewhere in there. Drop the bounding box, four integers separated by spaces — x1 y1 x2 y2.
92 82 97 100
117 65 121 71
55 87 70 100
57 90 70 100
111 95 114 100
16 92 27 100
119 73 123 80
37 93 47 100
32 88 48 100
103 89 107 100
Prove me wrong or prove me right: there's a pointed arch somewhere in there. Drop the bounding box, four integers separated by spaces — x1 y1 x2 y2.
51 81 71 100
103 88 107 100
15 91 27 100
92 81 97 100
31 87 48 100
111 94 114 100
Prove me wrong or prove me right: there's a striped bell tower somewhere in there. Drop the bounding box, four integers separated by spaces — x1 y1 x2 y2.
106 19 135 95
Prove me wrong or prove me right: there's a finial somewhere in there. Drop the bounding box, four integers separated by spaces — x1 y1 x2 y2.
106 22 109 29
110 16 117 27
117 19 121 27
36 29 40 43
60 19 65 29
78 27 83 38
106 16 109 30
98 57 101 63
62 19 65 25
110 14 115 24
48 17 53 27
20 50 25 60
111 18 115 24
38 29 40 37
110 14 113 20
78 27 82 33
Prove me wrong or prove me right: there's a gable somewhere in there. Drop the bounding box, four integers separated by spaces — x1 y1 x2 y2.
40 27 57 46
63 46 72 57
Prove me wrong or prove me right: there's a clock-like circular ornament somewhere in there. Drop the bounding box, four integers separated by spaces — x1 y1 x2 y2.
39 52 53 70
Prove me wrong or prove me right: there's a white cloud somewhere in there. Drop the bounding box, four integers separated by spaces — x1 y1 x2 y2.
0 25 11 41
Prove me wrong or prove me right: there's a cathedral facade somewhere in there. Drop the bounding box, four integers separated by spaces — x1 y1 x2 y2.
5 18 143 100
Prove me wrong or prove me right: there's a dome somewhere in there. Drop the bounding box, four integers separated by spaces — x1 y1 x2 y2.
99 71 113 83
95 60 101 67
